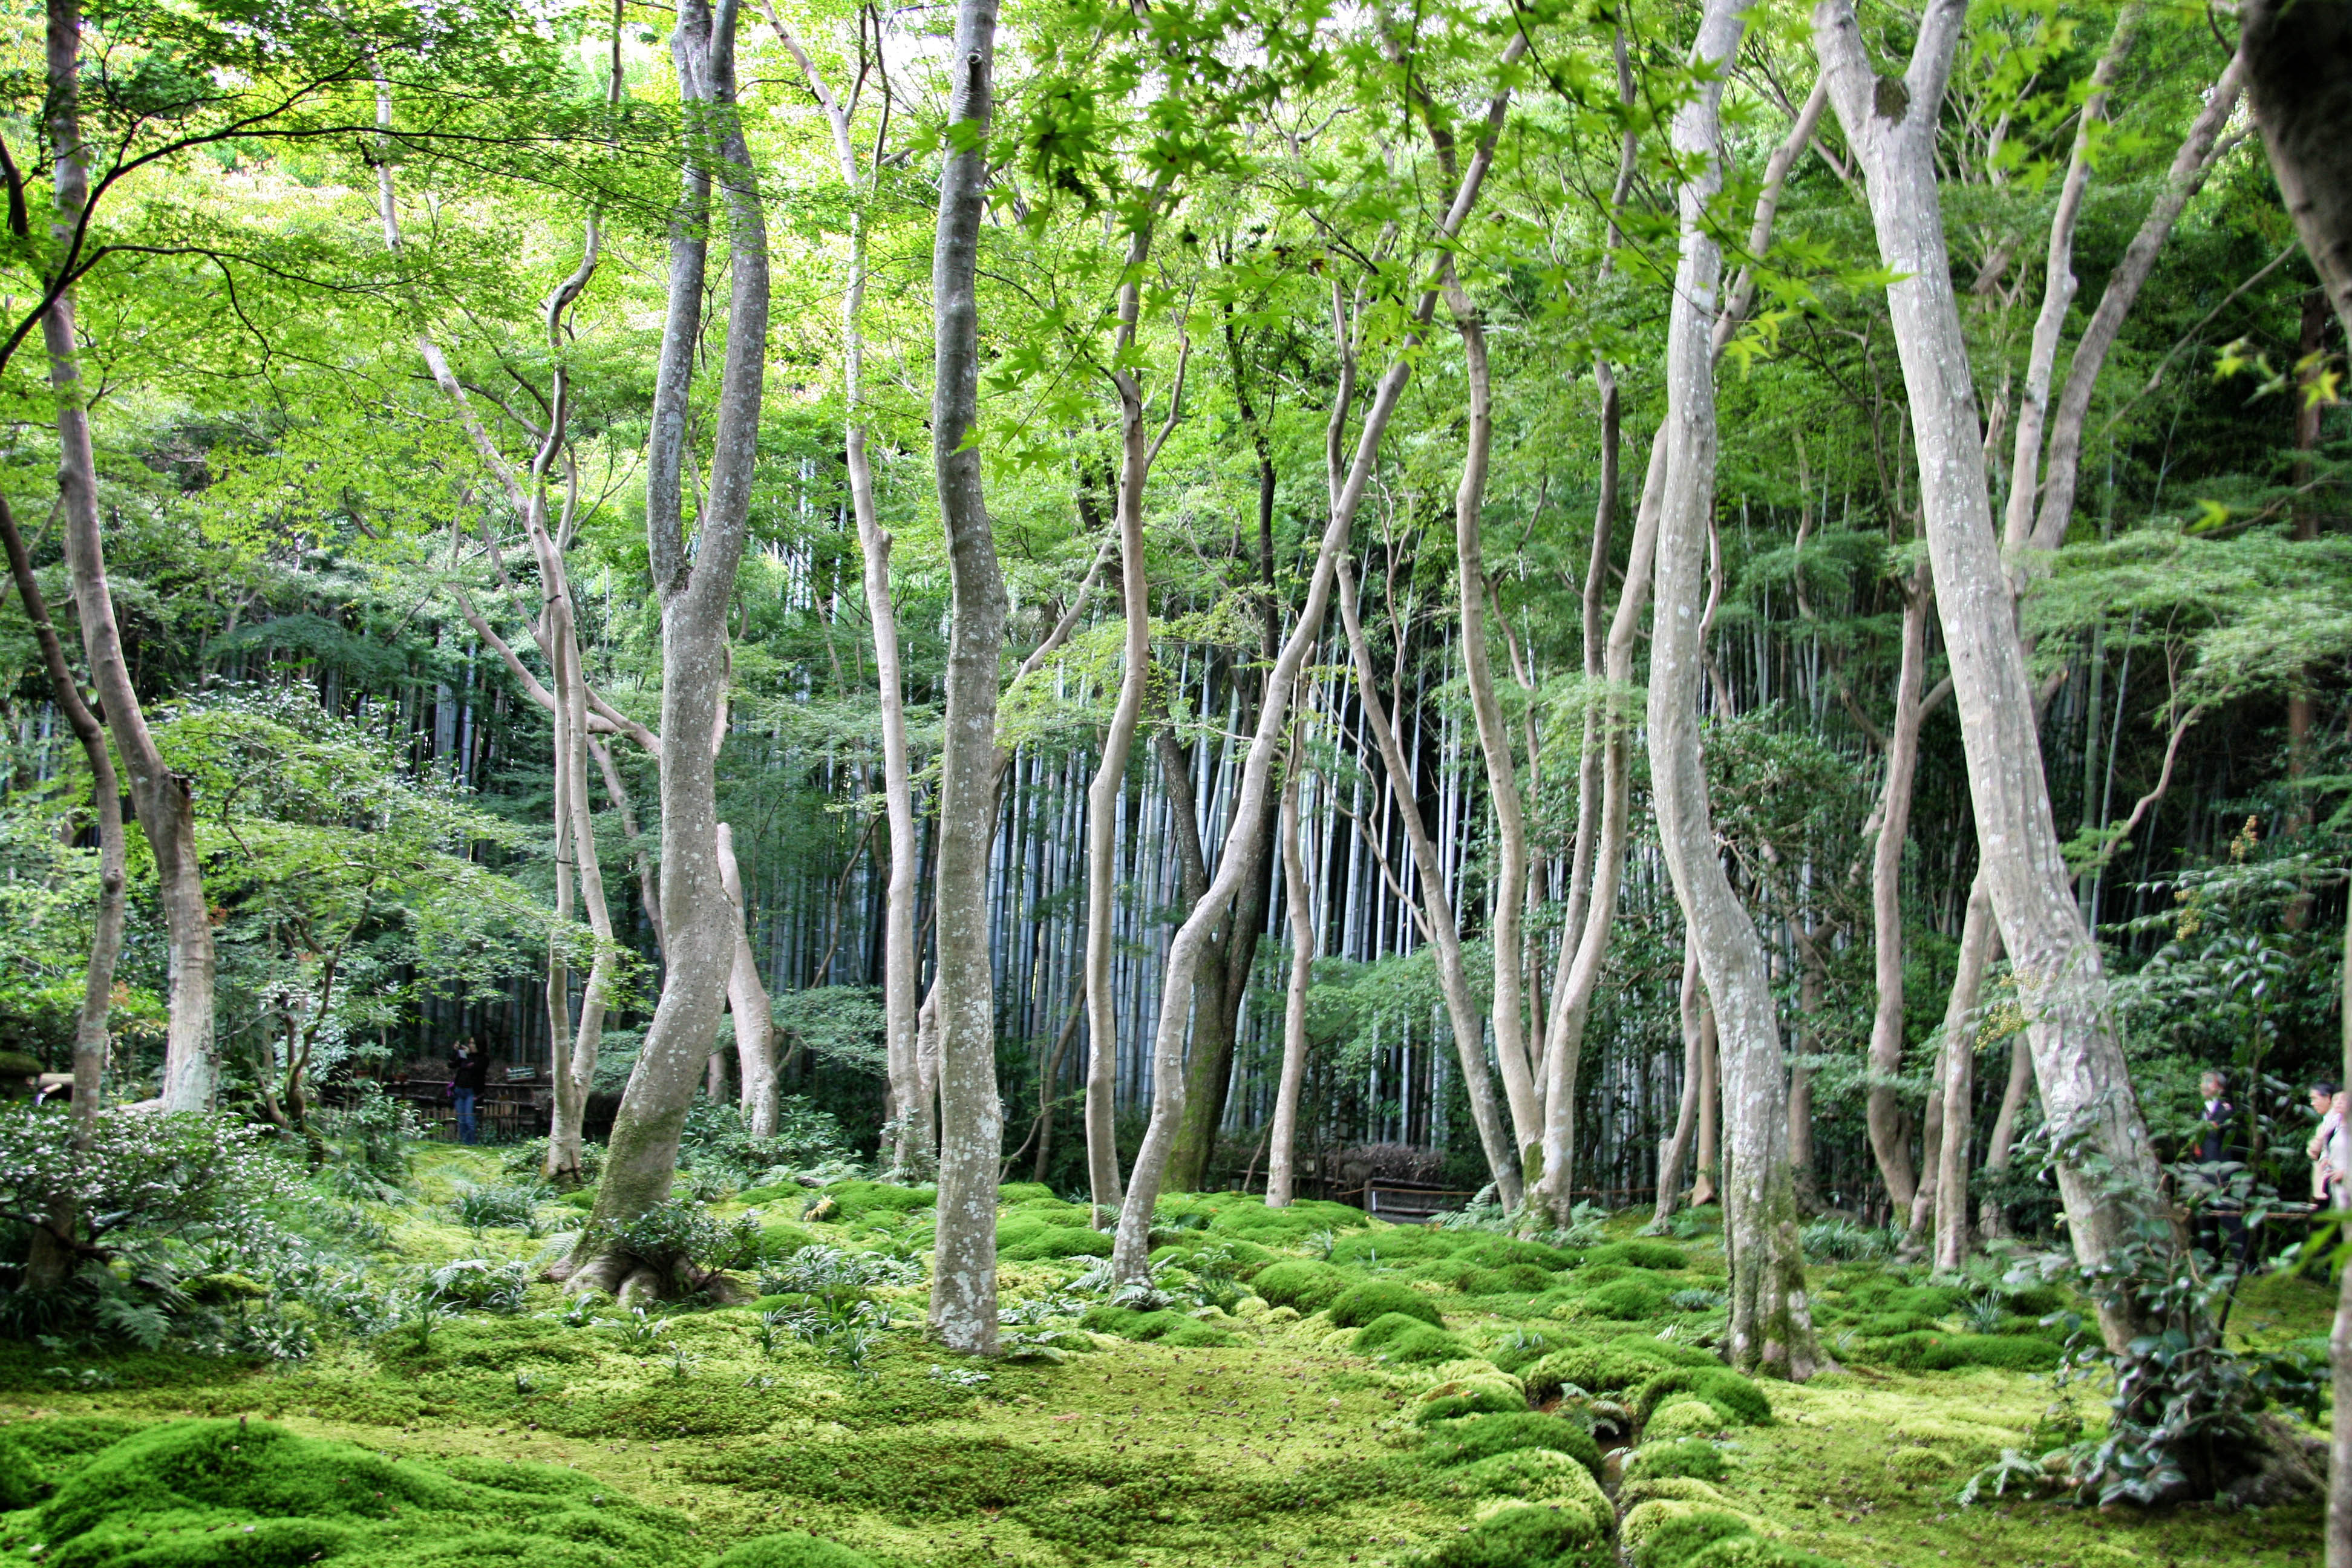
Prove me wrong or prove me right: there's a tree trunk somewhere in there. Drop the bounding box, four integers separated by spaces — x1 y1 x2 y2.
1816 0 2169 1352
3 498 122 1289
1653 933 1705 1227
2329 903 2351 1568
1443 258 1541 1168
1789 924 1824 1215
719 824 779 1135
927 0 1007 1353
1267 750 1314 1209
568 0 766 1301
1933 877 1995 1269
1691 1001 1719 1209
1649 0 1820 1380
1864 572 1933 1214
2242 0 2352 338
46 0 213 1112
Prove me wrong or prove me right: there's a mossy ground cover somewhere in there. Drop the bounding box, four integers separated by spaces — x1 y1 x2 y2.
0 1151 2328 1568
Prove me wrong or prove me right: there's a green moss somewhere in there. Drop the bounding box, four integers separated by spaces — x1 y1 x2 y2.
1456 1238 1573 1272
1582 1278 1668 1320
1252 1259 1353 1312
1857 1331 2063 1373
1620 1498 1756 1568
1633 1368 1771 1427
997 1217 1112 1260
27 1417 693 1567
701 1530 877 1568
1077 1305 1236 1346
1459 1265 1555 1296
1413 1377 1529 1423
1489 1331 1575 1373
1682 1537 1847 1567
1331 1227 1466 1264
995 1182 1056 1206
1405 1501 1609 1567
1206 1197 1371 1242
1368 1323 1470 1364
1583 1241 1689 1272
1330 1281 1445 1329
809 1180 936 1224
1151 1236 1278 1278
1422 1414 1602 1479
0 1433 41 1509
1622 1439 1726 1483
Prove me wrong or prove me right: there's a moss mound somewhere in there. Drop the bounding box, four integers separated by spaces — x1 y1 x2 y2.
1413 1376 1529 1423
1581 1277 1669 1320
996 1211 1112 1260
1206 1197 1370 1243
1356 1315 1467 1362
1078 1305 1237 1345
808 1180 936 1224
1455 1237 1573 1272
994 1182 1057 1206
1149 1236 1278 1278
1620 1498 1756 1568
1423 1413 1602 1478
25 1417 691 1566
1583 1241 1689 1272
1622 1438 1726 1483
1252 1259 1353 1313
1634 1368 1771 1427
1489 1330 1576 1373
1329 1281 1445 1330
1459 1264 1555 1296
1406 1500 1609 1568
1857 1330 2063 1373
702 1530 877 1568
1331 1227 1465 1265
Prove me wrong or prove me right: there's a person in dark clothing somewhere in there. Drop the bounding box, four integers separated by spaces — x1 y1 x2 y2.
2198 1071 2233 1164
451 1039 489 1145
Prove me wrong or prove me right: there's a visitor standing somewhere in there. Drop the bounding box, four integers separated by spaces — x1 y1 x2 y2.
2197 1071 2233 1164
451 1039 489 1146
2308 1080 2342 1205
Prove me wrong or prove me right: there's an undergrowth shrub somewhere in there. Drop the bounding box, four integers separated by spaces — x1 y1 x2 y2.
590 1200 765 1295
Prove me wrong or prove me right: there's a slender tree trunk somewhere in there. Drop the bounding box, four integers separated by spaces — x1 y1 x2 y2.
1267 749 1314 1208
1691 1003 1719 1209
1932 878 1994 1269
1439 253 1540 1166
719 824 779 1134
1789 926 1823 1214
1817 0 2169 1351
46 0 213 1111
1906 1042 1945 1253
1864 572 1933 1214
1653 933 1705 1227
568 0 767 1300
1650 0 1819 1380
4 499 121 1289
927 0 1007 1352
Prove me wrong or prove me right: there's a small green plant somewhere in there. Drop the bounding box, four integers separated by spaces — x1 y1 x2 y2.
396 1289 458 1354
451 1181 552 1237
1305 1227 1339 1260
599 1306 671 1353
428 1259 531 1314
667 1341 702 1381
1961 1293 2007 1333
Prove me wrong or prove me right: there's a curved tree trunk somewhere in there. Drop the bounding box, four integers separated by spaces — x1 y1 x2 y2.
1864 573 1933 1214
1815 0 2169 1352
46 0 212 1112
926 0 1007 1353
1932 876 1996 1269
1651 933 1705 1227
568 0 767 1301
1648 0 1820 1380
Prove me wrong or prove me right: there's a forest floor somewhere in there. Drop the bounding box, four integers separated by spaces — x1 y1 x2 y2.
0 1145 2331 1568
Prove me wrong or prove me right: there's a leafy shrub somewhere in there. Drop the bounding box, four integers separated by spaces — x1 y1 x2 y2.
0 1109 296 1272
450 1180 550 1235
681 1099 855 1185
1422 1412 1602 1478
1328 1281 1444 1329
315 1086 423 1197
1621 1439 1726 1483
427 1259 532 1314
1583 1241 1688 1271
1798 1216 1900 1261
759 1244 922 1300
1250 1259 1352 1312
705 1531 878 1568
592 1199 764 1293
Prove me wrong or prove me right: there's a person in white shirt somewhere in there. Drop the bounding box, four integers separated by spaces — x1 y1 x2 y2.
2308 1081 2341 1204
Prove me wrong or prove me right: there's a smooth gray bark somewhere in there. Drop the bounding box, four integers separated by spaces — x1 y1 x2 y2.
1649 0 1819 1380
1815 0 2169 1351
1651 933 1705 1227
926 0 1007 1353
569 0 768 1299
1266 747 1314 1208
1864 572 1932 1212
718 824 779 1135
1933 875 1997 1269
